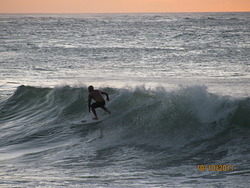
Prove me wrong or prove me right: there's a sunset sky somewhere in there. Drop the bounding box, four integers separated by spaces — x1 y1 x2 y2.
0 0 250 13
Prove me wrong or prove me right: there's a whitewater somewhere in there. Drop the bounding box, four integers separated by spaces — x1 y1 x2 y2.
0 12 250 187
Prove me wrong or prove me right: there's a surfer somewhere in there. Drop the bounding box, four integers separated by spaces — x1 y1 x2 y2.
88 85 111 120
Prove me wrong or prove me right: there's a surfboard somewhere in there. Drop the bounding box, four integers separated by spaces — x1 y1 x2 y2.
71 114 110 126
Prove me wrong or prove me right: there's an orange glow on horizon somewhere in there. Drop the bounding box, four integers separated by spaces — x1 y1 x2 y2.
0 0 250 13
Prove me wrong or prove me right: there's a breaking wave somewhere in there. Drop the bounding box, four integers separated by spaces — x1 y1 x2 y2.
0 85 249 160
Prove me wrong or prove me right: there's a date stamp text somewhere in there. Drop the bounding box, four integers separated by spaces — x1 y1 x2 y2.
197 165 234 171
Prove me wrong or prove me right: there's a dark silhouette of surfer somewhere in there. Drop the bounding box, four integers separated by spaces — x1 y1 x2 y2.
88 85 111 120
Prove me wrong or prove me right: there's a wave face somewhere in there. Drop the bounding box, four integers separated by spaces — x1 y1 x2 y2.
1 85 249 148
0 85 250 187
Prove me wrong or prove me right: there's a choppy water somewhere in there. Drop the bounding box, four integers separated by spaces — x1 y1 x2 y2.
0 12 250 187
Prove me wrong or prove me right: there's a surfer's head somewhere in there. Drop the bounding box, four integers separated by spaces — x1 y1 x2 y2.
88 85 94 92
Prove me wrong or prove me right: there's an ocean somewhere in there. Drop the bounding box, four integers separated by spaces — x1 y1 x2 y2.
0 12 250 187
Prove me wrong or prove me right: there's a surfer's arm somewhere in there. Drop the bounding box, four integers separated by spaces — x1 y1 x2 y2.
101 91 109 101
88 95 92 112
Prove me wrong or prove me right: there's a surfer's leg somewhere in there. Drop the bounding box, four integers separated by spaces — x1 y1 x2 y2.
97 101 111 114
91 105 98 120
101 106 111 114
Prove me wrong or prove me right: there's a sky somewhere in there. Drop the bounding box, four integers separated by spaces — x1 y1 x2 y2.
0 0 250 13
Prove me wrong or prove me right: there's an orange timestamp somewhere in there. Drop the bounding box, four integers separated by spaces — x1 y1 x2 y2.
197 165 234 171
